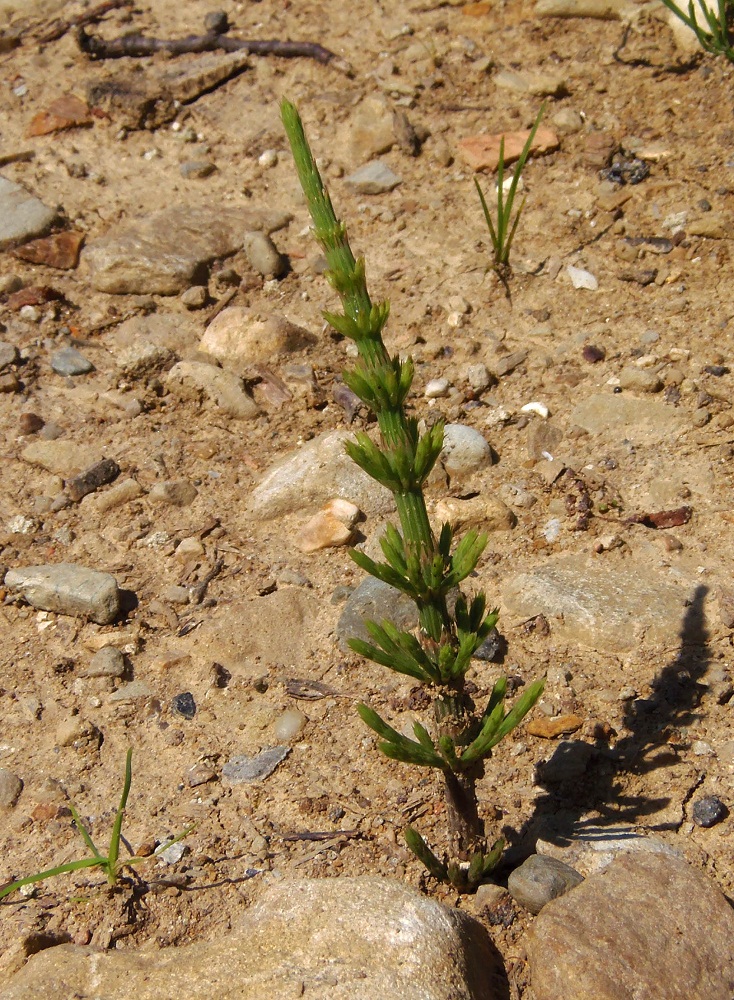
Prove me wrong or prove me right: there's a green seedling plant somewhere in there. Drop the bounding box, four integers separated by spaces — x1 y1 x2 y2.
281 99 544 891
660 0 734 61
0 749 192 902
474 105 544 286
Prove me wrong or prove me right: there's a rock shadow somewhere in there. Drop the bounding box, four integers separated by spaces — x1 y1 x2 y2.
508 583 711 859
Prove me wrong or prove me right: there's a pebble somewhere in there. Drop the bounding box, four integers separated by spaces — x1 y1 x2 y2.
85 477 143 513
464 363 491 391
345 161 402 194
440 423 492 475
171 692 197 720
5 563 120 625
433 494 515 532
222 746 291 784
159 841 187 865
566 265 598 290
273 708 306 740
243 230 286 278
108 680 154 702
490 349 528 378
179 160 216 179
521 401 549 418
0 275 23 295
494 68 567 96
0 768 23 808
617 366 663 393
200 307 315 364
258 149 278 168
148 479 198 507
508 854 584 914
180 285 208 308
551 107 584 134
692 795 727 828
50 346 94 376
425 377 450 398
0 341 19 369
66 457 120 502
0 176 57 250
527 714 584 739
187 762 217 787
83 646 125 678
336 576 417 653
296 499 360 553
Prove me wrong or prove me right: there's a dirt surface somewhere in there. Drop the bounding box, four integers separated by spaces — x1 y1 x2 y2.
1 0 733 992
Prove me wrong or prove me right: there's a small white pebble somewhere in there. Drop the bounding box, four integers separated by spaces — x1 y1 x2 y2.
634 354 658 368
258 149 278 168
447 311 464 328
19 305 41 323
566 265 598 291
273 708 307 741
668 347 690 361
521 401 549 418
425 378 450 398
142 149 161 161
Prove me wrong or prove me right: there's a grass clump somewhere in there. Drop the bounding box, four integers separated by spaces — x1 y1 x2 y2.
281 99 544 891
474 104 545 286
0 749 192 902
661 0 734 61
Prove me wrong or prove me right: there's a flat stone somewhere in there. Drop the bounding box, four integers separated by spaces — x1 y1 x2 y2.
433 494 515 532
243 231 286 278
336 576 418 653
200 308 316 367
502 555 697 652
338 96 395 164
158 50 251 104
0 768 23 808
165 361 258 419
617 366 663 393
3 876 505 1000
5 563 120 624
536 824 691 876
527 852 734 1000
109 680 154 702
296 504 357 553
248 429 394 520
50 346 94 376
345 160 402 194
0 341 19 369
535 0 638 18
222 746 290 783
494 69 567 96
20 440 102 476
508 854 584 914
571 393 685 444
148 480 198 507
82 646 125 678
457 128 559 172
0 175 57 250
80 203 291 295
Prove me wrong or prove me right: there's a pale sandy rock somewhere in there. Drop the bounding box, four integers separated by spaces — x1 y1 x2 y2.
200 307 316 366
433 494 515 531
248 429 394 520
570 392 684 443
81 204 291 295
441 424 493 476
617 366 663 393
296 507 356 553
243 231 286 277
535 0 639 18
81 478 144 514
20 440 102 476
494 68 567 96
165 361 258 419
338 96 395 165
3 877 505 1000
502 555 698 651
528 852 734 1000
5 563 120 625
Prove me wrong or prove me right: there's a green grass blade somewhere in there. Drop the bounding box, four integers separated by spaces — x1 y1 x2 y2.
0 856 104 901
69 802 103 860
108 748 133 873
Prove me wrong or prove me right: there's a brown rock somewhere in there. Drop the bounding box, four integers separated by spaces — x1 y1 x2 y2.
457 127 559 171
528 852 734 1000
12 230 84 269
527 713 584 738
25 95 91 137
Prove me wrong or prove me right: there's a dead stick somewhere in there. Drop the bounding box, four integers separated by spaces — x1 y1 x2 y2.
76 26 353 74
38 0 133 44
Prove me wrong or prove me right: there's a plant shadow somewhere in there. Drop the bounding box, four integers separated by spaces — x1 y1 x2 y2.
506 582 712 861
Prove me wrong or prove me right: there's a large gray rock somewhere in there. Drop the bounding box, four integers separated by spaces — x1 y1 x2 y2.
4 563 120 624
248 430 394 520
80 204 291 294
502 555 697 652
0 176 57 250
527 852 734 1000
3 876 505 1000
336 576 418 653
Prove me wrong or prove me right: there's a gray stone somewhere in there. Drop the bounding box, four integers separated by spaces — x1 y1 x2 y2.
5 563 120 625
536 825 689 876
570 392 684 443
537 740 594 783
50 346 94 376
338 96 395 164
83 646 126 678
200 308 316 366
2 876 504 1000
441 424 493 476
165 361 258 419
494 68 567 96
345 161 402 195
243 231 286 277
179 160 216 179
109 680 154 702
222 746 291 783
527 852 734 1000
0 341 19 369
502 555 697 652
617 366 663 393
0 768 23 808
180 285 208 309
0 176 57 250
336 576 418 653
80 204 291 295
148 480 198 507
508 854 584 913
692 795 727 828
248 429 394 520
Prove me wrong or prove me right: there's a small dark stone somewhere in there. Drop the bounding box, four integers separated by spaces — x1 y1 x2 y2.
613 386 622 394
582 345 605 363
204 10 229 33
171 692 196 720
19 412 44 435
692 795 728 828
473 627 503 661
703 364 729 377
